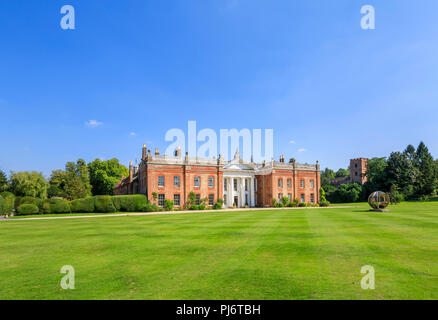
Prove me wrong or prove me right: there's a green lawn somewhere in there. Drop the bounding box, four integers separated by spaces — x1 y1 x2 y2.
1 202 437 300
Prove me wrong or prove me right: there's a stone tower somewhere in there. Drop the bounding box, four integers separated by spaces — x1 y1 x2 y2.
349 158 368 185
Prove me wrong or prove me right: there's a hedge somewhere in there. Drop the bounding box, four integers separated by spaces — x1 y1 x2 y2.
17 196 43 210
17 204 39 215
94 195 116 213
14 196 22 209
71 197 95 213
44 198 71 214
112 195 147 212
40 199 71 214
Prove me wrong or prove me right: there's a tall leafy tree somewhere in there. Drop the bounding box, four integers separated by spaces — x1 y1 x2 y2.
88 158 129 195
363 157 388 195
320 168 335 187
414 142 437 196
0 169 9 192
48 159 92 200
385 151 417 199
404 144 416 162
9 171 48 198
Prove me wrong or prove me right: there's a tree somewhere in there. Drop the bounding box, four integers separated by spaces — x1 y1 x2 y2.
320 187 327 202
335 168 350 178
88 158 129 195
48 159 92 200
0 169 8 192
363 157 388 196
385 151 417 199
327 183 363 203
9 171 48 198
321 168 335 187
414 142 437 197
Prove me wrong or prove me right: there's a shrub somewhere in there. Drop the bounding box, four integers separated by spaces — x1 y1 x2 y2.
112 195 147 212
42 198 71 214
71 197 95 213
275 202 284 208
14 196 22 210
94 195 116 213
214 199 223 209
21 196 37 205
17 204 39 215
19 196 44 210
298 202 307 207
418 195 431 202
288 199 299 207
0 192 15 214
281 196 290 206
164 199 174 211
272 198 277 207
319 200 330 207
142 201 160 212
41 200 51 214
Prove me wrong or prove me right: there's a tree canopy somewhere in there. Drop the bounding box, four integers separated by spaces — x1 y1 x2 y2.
88 158 129 195
335 168 350 178
48 159 92 200
9 171 48 198
0 169 8 192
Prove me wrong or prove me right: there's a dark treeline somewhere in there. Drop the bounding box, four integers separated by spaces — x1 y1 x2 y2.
321 142 438 203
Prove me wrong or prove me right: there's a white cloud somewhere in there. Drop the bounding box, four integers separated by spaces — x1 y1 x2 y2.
298 148 307 153
85 120 103 128
130 132 136 136
289 140 296 144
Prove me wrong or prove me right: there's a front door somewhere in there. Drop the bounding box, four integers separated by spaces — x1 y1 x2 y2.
234 196 238 207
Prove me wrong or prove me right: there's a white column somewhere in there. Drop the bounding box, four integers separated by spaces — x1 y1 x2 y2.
228 178 232 207
240 178 245 207
250 177 255 207
230 178 234 207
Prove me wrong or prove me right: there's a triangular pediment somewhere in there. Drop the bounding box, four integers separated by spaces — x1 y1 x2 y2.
223 159 254 171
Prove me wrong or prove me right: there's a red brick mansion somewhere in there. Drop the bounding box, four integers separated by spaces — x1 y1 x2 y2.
115 145 321 208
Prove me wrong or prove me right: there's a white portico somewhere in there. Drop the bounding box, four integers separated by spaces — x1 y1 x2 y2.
223 150 256 208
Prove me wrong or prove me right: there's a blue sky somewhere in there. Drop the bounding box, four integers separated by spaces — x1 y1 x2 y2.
1 0 437 176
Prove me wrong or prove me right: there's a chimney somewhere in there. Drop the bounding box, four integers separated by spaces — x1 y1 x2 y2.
129 161 133 183
280 155 285 163
142 144 147 161
262 160 266 167
174 146 181 158
155 148 159 157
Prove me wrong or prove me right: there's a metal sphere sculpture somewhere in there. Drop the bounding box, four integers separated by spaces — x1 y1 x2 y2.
368 191 390 210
